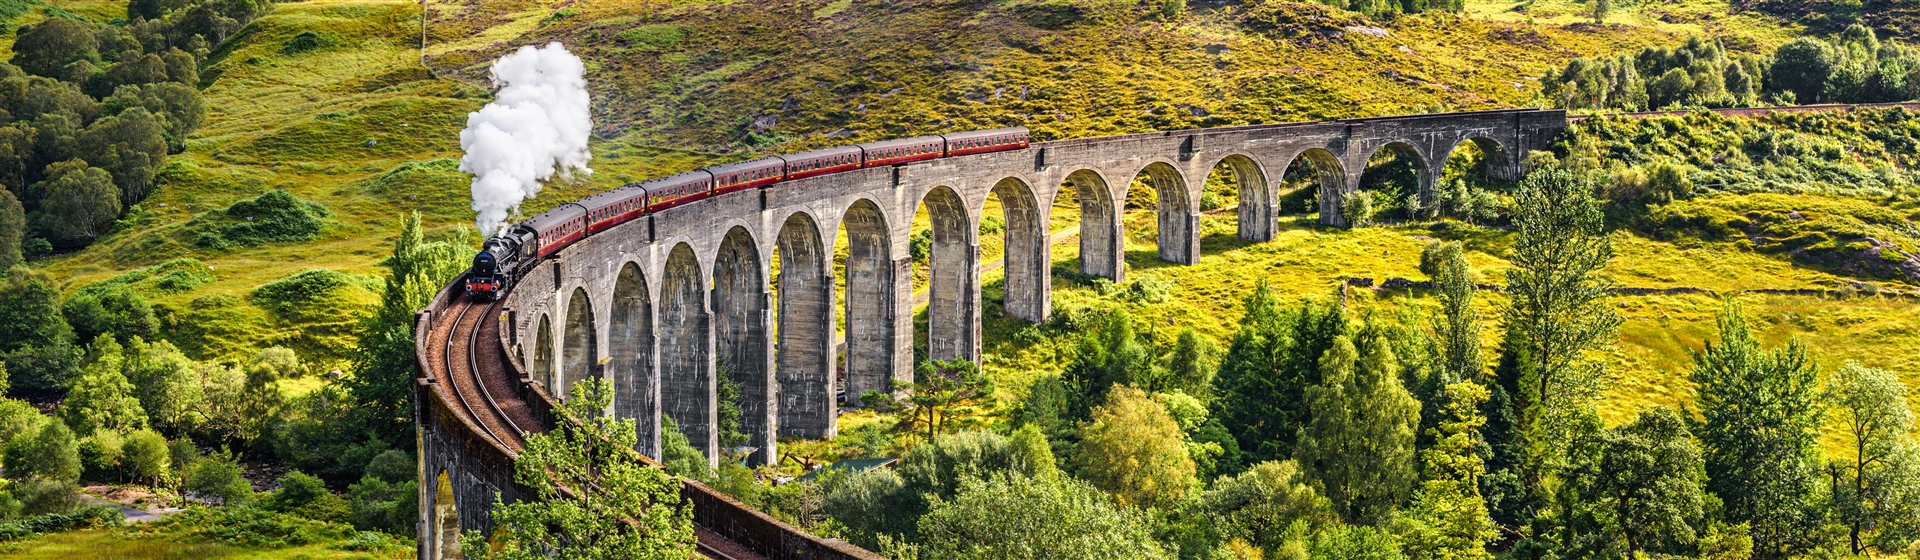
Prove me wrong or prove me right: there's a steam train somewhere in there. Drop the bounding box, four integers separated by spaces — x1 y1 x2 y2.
465 127 1033 300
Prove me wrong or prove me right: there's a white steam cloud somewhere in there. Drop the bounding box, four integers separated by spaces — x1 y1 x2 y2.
460 42 593 237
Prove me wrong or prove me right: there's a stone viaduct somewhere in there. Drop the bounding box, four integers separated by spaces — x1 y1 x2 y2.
497 108 1563 465
416 108 1565 559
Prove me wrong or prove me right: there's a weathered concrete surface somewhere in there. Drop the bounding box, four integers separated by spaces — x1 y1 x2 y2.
493 109 1565 468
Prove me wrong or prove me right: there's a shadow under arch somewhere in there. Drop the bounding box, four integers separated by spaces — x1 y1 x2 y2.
559 287 596 400
775 211 835 439
1278 147 1348 226
660 242 715 464
531 314 553 387
988 177 1048 323
1131 160 1198 265
1059 168 1122 282
1206 153 1274 242
1439 136 1517 187
1355 141 1430 223
919 185 975 362
432 469 459 560
713 225 773 465
610 261 656 457
839 198 895 405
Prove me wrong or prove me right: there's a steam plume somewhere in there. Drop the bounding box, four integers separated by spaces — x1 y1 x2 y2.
460 42 593 236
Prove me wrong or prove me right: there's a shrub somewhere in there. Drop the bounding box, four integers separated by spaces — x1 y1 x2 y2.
130 505 356 548
218 189 329 246
0 505 120 542
11 479 83 516
362 450 412 482
4 421 80 483
77 428 125 478
121 429 170 486
250 269 350 318
346 475 416 536
183 448 252 505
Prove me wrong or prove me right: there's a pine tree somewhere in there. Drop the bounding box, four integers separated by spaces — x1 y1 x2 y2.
1401 382 1496 560
1295 334 1420 526
1690 302 1825 559
1216 283 1348 467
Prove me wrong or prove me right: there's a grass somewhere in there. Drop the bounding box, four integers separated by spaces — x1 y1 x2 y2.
0 529 405 559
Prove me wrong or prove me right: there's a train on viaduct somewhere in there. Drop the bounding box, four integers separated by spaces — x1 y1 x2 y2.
414 108 1569 559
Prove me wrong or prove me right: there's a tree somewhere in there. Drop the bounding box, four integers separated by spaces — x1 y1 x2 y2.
1430 243 1482 386
1500 166 1620 513
1074 386 1196 509
346 213 472 448
1205 460 1335 558
1400 382 1496 560
1564 407 1706 559
123 337 203 433
1771 38 1836 103
1690 302 1825 559
1590 0 1611 24
906 358 993 440
62 286 157 343
183 447 252 504
36 159 121 245
912 473 1173 560
4 419 81 483
1216 283 1348 467
0 265 73 356
462 377 696 559
120 429 169 486
1826 362 1920 555
62 335 149 435
9 18 99 79
0 189 22 270
1296 334 1420 526
77 107 167 205
1060 308 1152 421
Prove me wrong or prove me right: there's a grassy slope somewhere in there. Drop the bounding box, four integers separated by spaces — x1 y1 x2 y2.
16 0 1911 443
0 528 405 559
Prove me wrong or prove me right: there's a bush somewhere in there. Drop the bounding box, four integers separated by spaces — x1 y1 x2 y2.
268 470 350 523
0 505 120 542
122 429 170 485
61 286 157 343
183 448 252 505
362 450 412 482
4 420 80 483
11 479 83 516
217 189 330 246
130 505 357 548
346 475 416 536
249 269 351 319
77 428 125 478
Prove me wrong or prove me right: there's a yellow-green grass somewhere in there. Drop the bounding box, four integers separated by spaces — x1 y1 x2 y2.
0 529 405 560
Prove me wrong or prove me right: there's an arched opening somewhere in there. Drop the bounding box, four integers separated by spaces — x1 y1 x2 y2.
610 262 656 457
1202 154 1273 244
986 178 1047 324
839 199 895 405
1055 169 1121 283
559 287 596 399
660 243 714 463
433 470 459 560
1279 148 1346 225
912 186 975 363
776 212 834 438
713 226 772 465
1354 142 1428 225
1434 138 1514 225
1125 161 1197 265
532 314 553 387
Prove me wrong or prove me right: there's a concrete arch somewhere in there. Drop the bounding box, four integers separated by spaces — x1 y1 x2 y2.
1353 141 1431 219
1130 160 1200 265
775 212 835 439
610 261 658 458
841 198 897 403
1437 136 1518 184
713 226 773 465
559 287 597 399
531 314 553 387
919 186 977 362
1284 148 1349 226
660 242 716 464
432 469 459 560
1208 154 1275 242
1061 168 1123 282
987 177 1049 323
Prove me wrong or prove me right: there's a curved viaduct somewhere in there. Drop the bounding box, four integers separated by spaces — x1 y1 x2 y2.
415 108 1567 559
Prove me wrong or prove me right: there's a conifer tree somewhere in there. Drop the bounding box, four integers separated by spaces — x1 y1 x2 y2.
1295 334 1420 526
1402 381 1496 560
1690 302 1825 559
